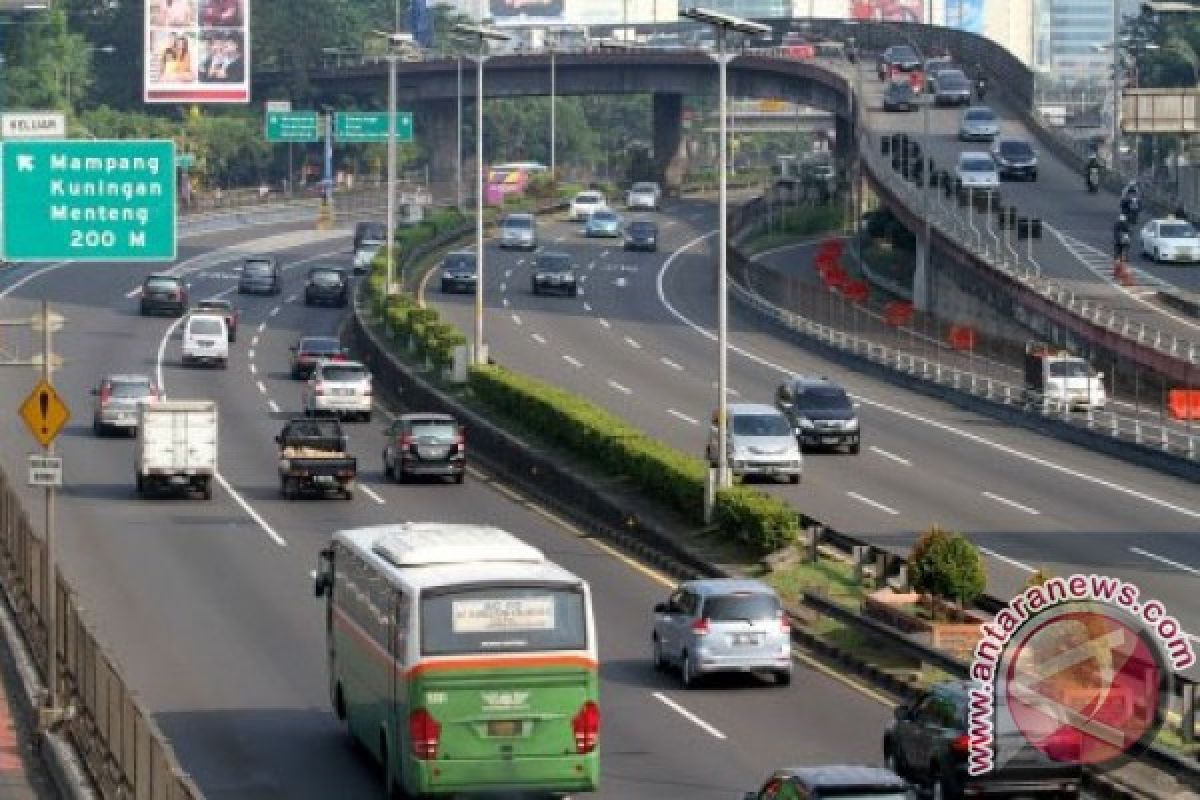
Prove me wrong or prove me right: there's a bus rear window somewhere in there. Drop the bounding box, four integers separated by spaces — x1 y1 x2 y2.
421 585 587 655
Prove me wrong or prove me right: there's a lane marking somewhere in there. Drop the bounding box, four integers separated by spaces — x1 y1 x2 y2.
982 491 1041 516
267 400 280 414
504 269 513 279
257 322 267 333
846 491 899 516
978 547 1036 574
598 318 611 329
248 349 256 360
286 293 299 303
269 306 281 317
214 473 288 547
124 287 141 298
600 250 610 258
251 336 259 347
248 363 257 375
1130 546 1200 577
256 380 267 394
512 314 523 326
577 288 586 297
624 336 642 349
869 446 910 466
360 485 387 505
652 693 727 740
583 302 592 312
502 297 510 307
562 354 583 368
531 333 547 345
667 408 699 425
661 357 684 371
607 379 633 395
0 261 72 299
499 282 507 292
657 231 1200 524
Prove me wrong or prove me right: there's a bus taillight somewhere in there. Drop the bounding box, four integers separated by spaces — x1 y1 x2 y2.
409 709 441 760
572 701 600 754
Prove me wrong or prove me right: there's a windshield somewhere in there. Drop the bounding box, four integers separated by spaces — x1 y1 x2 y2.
576 193 601 204
889 46 918 62
320 365 368 382
1161 223 1197 239
310 270 344 286
421 585 588 655
189 318 223 336
407 421 457 441
732 414 792 436
503 216 533 230
144 277 179 290
703 593 780 621
591 212 617 223
632 183 656 192
795 387 852 410
818 793 909 800
110 380 152 398
300 337 341 354
536 255 571 271
1048 361 1091 378
630 222 656 234
999 142 1034 159
888 83 913 96
244 261 273 275
966 109 995 122
939 72 968 87
443 254 476 272
961 158 995 172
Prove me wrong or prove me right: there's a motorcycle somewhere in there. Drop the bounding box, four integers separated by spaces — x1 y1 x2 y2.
1115 230 1131 260
1123 196 1141 225
975 79 987 102
1086 165 1100 193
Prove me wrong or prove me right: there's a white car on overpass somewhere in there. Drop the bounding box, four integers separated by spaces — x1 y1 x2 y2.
1140 217 1200 263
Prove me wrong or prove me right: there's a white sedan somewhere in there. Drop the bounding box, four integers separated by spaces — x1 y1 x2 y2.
1140 218 1200 264
568 191 607 221
955 152 1000 192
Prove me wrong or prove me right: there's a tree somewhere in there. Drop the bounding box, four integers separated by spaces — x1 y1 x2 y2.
909 526 987 611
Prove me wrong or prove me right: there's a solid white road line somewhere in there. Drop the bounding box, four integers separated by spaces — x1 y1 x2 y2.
598 318 611 329
846 491 900 516
652 693 727 740
1 261 73 299
504 269 513 279
869 446 910 466
661 357 684 371
562 355 583 368
657 231 1200 524
978 547 1035 574
512 314 523 326
267 400 280 414
256 381 267 394
624 336 642 349
360 485 387 505
1130 547 1200 577
607 379 633 395
215 473 287 547
531 333 547 345
982 491 1041 515
668 409 699 425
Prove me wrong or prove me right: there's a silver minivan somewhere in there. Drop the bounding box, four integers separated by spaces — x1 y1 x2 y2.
652 579 792 688
706 403 803 483
499 213 537 250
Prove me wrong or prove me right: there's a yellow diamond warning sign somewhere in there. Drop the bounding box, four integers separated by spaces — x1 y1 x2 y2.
19 379 69 448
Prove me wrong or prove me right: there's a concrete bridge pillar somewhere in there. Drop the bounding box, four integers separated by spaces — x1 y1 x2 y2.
421 99 460 204
834 114 854 164
653 92 687 195
913 232 933 312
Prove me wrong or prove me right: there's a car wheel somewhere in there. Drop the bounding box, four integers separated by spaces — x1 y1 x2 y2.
361 411 372 423
789 474 800 485
775 669 792 687
1154 247 1161 263
883 739 909 778
135 473 145 495
850 442 861 454
454 471 465 485
441 281 451 293
931 769 952 800
395 466 407 484
93 417 104 437
652 636 667 672
681 651 698 689
1030 170 1038 181
383 456 393 479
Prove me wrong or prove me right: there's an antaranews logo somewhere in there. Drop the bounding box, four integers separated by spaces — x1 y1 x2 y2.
968 574 1195 776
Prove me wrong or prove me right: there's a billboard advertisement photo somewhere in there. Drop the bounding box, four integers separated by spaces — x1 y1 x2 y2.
490 0 565 24
944 0 985 34
851 0 925 23
145 0 250 103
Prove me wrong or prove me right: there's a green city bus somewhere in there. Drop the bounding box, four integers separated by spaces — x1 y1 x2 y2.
314 523 600 797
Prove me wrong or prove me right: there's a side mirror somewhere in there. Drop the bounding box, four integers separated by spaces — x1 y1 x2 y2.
314 546 334 597
653 602 670 614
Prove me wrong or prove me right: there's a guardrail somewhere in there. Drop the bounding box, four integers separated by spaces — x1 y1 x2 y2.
0 469 201 798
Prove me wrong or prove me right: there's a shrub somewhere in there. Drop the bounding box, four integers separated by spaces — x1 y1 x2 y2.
909 527 987 609
713 487 801 551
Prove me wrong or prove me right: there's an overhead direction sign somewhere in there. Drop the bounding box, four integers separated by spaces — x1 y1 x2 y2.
1 112 66 139
334 111 413 143
19 379 69 448
265 111 321 142
1 139 177 262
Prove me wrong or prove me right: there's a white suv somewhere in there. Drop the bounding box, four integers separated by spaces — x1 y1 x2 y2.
568 191 607 221
706 403 803 483
303 360 373 422
626 182 661 211
181 314 229 368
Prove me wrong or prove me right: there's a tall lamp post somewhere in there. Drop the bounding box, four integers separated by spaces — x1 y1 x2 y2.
454 23 510 366
681 8 771 504
63 44 116 116
373 31 416 296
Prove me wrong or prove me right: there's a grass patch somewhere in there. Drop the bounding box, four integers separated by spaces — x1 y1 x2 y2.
765 557 864 607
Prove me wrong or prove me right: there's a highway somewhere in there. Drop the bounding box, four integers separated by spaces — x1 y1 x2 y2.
0 220 896 798
426 201 1200 678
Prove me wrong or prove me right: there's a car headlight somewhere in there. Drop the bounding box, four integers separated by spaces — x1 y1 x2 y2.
845 418 860 431
796 417 815 429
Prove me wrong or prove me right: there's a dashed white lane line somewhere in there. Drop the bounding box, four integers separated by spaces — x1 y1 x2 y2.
607 379 633 395
267 400 280 414
1130 547 1200 577
500 282 507 292
360 485 387 505
661 357 684 371
978 547 1035 574
846 491 899 516
869 446 910 466
554 235 565 243
248 349 256 360
668 408 699 425
577 288 586 297
257 322 267 333
587 261 596 270
502 297 511 307
624 336 642 349
563 355 583 368
982 491 1041 516
286 293 299 303
600 250 610 258
583 302 593 312
598 318 611 329
256 380 267 394
249 363 257 375
269 306 281 317
124 287 141 298
512 314 523 326
251 335 260 347
504 268 513 279
531 333 547 345
652 693 726 740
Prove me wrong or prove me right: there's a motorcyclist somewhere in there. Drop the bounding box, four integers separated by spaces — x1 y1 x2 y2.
1086 152 1102 193
1120 183 1142 223
1113 214 1131 260
975 74 988 101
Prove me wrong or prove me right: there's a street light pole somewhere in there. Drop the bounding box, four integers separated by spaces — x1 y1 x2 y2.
550 45 557 179
457 55 464 210
386 52 398 296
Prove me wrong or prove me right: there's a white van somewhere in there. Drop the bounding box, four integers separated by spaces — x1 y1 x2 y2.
182 313 229 368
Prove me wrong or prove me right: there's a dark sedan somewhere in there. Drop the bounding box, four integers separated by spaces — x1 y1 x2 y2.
139 274 188 316
882 80 917 112
304 266 349 307
289 335 346 379
624 220 659 252
238 256 282 295
991 138 1039 181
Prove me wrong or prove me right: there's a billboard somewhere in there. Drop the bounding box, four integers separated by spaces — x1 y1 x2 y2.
145 0 249 103
487 0 676 25
850 0 925 23
490 0 565 24
944 0 985 34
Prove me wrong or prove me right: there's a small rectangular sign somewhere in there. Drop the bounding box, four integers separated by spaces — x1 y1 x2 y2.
265 111 321 143
265 100 292 113
334 111 413 143
2 112 66 140
28 454 62 487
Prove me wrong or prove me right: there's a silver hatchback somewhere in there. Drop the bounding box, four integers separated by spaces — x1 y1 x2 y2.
652 579 792 688
706 403 804 483
499 213 537 250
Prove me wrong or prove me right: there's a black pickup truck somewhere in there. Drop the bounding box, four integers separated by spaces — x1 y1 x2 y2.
276 418 357 500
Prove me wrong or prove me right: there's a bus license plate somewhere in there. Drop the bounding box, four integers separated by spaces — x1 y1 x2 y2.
487 719 521 737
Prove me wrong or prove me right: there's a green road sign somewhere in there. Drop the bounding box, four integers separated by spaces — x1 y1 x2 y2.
1 139 177 262
334 111 413 142
266 111 321 143
175 152 196 169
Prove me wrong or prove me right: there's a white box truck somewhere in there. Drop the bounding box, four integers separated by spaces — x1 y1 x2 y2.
135 400 218 499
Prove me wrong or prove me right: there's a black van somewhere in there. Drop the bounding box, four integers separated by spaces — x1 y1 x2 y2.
238 256 282 295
